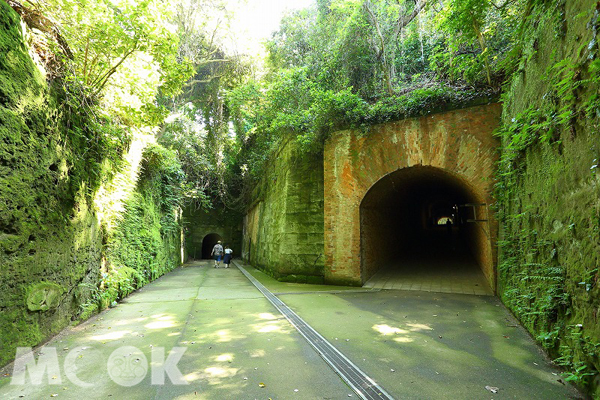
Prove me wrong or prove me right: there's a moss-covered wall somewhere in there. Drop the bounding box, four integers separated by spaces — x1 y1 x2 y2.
0 4 182 367
243 138 325 283
183 205 242 260
497 0 600 394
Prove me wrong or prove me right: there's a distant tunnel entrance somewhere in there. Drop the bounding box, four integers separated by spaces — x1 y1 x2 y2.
201 233 222 259
360 166 490 286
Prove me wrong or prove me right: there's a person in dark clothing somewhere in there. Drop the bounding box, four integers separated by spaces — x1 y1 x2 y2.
223 245 233 268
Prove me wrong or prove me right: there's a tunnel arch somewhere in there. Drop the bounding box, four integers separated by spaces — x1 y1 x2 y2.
323 104 500 290
201 233 223 259
359 166 491 284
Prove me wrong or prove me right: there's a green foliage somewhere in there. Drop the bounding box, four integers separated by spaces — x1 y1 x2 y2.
28 0 193 126
155 0 253 212
228 69 493 171
158 102 244 210
74 144 185 320
104 144 184 296
495 0 600 394
225 0 520 181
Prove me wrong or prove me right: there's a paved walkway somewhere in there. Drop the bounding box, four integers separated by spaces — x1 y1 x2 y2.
364 253 492 296
0 262 352 399
1 261 582 399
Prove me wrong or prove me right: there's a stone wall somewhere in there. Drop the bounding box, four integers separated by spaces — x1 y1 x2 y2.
183 206 242 260
496 0 600 393
242 138 325 283
323 104 502 286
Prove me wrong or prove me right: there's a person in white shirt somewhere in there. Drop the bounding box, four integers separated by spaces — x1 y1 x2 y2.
223 245 233 268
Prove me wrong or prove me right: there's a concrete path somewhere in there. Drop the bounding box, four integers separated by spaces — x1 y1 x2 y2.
1 260 583 399
364 254 492 296
0 261 352 399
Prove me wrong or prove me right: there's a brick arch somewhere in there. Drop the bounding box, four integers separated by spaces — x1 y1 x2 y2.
323 104 501 289
359 165 489 284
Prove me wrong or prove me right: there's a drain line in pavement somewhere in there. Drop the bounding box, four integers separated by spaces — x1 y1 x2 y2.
234 261 395 400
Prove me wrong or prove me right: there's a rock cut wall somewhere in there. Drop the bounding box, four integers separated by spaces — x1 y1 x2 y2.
0 4 182 367
496 0 600 394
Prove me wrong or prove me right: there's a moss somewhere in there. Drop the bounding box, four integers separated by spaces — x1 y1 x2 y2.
277 274 326 284
26 282 64 311
323 276 362 287
104 145 183 284
306 275 325 285
0 5 183 367
244 137 325 279
496 0 600 395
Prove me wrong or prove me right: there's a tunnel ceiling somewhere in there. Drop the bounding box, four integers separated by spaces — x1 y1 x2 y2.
361 166 479 210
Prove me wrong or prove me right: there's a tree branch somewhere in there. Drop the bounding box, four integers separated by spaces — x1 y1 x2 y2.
90 42 139 96
362 0 385 58
392 0 427 41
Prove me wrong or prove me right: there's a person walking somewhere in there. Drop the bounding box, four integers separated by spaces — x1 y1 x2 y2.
211 240 224 268
223 245 233 268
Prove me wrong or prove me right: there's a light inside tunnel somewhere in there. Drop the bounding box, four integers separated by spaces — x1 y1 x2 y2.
360 165 490 283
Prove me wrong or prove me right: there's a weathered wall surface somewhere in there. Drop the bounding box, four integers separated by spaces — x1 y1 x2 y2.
324 104 501 286
496 0 600 393
242 138 325 283
0 4 182 367
183 206 242 260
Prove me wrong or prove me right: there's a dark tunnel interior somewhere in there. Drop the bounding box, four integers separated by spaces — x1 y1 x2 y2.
201 233 223 259
360 166 486 282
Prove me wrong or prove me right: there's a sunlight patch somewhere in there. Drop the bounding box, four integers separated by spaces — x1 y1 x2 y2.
373 324 408 335
216 329 233 342
407 323 433 331
394 336 415 343
204 366 239 378
183 372 201 382
145 319 176 330
257 323 281 333
249 349 265 358
214 353 234 362
258 312 277 320
91 330 130 341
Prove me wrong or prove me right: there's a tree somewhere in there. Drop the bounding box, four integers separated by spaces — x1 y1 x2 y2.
158 0 255 210
362 0 428 94
28 0 193 125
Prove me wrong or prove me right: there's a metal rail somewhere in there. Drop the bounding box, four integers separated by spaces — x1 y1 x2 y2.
234 261 395 400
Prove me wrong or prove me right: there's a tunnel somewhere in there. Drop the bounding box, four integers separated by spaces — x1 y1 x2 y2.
360 166 491 289
201 233 223 259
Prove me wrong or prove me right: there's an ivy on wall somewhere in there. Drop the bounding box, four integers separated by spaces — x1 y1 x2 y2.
82 144 184 316
0 3 185 366
495 0 600 392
